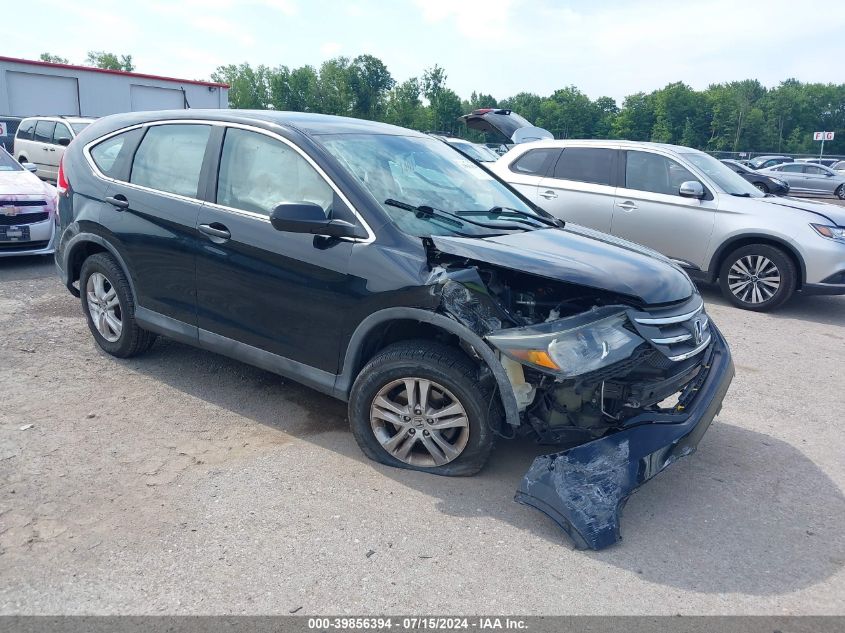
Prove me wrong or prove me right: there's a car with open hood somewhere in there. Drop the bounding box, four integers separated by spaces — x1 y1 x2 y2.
55 110 734 550
0 146 58 257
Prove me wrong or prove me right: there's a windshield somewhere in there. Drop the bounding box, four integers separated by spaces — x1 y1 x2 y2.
318 133 541 237
448 140 499 162
833 161 845 171
71 122 90 134
682 152 764 197
0 148 22 172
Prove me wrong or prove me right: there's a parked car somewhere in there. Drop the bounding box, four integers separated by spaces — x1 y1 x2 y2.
796 158 840 168
0 146 58 257
0 116 22 152
720 159 790 194
490 139 845 311
430 134 501 162
760 162 845 199
55 110 734 550
14 116 95 181
748 155 793 170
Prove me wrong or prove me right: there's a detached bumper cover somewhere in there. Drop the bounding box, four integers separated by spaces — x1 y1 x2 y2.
515 325 734 550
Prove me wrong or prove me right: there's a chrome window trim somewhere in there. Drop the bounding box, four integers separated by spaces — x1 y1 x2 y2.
82 119 375 244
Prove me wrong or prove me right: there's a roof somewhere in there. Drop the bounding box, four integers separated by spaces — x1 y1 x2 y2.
0 56 228 89
521 138 708 154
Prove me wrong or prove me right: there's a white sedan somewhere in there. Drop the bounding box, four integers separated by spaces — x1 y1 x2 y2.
0 147 58 257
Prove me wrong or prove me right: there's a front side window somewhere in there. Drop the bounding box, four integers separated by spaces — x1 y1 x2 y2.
34 120 56 144
804 165 828 175
624 151 697 196
217 128 333 216
553 148 615 186
510 148 560 176
130 124 211 198
681 152 761 197
16 120 35 140
53 123 72 145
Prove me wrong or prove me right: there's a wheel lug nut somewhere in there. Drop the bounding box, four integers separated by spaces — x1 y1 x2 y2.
409 428 415 435
403 416 411 422
423 430 430 436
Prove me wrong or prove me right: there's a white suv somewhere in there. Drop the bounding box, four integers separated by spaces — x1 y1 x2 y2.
13 116 94 181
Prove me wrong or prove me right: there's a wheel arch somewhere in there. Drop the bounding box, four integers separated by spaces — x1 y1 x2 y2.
709 233 806 287
63 233 137 301
334 308 520 428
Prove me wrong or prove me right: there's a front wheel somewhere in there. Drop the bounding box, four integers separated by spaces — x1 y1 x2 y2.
718 244 797 312
753 182 769 194
836 185 845 200
348 340 497 476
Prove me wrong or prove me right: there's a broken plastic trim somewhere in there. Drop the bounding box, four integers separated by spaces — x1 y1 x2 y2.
515 327 734 550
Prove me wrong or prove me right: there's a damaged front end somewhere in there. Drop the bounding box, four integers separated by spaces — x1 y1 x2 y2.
428 243 735 550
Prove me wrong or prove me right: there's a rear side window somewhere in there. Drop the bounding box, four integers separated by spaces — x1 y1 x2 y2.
90 128 144 180
552 148 615 186
34 120 56 144
217 128 333 216
509 148 560 176
16 120 35 140
130 124 211 198
624 151 696 196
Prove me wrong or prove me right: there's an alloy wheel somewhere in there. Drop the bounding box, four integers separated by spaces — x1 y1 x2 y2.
86 272 122 342
370 377 470 467
727 255 781 305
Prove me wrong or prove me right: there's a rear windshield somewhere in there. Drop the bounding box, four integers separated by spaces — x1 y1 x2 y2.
0 148 22 171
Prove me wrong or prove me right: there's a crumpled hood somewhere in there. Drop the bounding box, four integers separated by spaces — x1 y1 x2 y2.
431 226 695 305
757 195 845 226
0 170 51 197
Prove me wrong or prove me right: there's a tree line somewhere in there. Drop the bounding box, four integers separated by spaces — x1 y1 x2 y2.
39 51 845 154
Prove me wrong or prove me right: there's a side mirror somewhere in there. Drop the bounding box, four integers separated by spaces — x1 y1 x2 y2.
57 137 71 147
679 181 705 199
22 162 38 173
269 202 361 239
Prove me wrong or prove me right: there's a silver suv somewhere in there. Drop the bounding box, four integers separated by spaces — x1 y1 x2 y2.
13 116 94 181
491 140 845 311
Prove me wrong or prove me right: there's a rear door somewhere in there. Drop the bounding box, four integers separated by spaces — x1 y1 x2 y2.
195 126 354 373
500 147 560 204
610 149 716 269
94 122 211 326
537 146 617 232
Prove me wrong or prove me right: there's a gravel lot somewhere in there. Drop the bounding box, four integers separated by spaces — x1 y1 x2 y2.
1 206 844 615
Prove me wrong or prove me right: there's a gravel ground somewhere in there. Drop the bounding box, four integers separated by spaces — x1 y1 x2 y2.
1 214 844 615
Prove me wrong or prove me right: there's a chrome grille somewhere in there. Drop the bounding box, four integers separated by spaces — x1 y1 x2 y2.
629 300 712 362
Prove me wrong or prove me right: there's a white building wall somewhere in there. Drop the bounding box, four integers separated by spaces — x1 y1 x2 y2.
0 59 228 117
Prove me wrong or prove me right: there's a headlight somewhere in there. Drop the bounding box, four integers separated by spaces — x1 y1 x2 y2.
487 307 643 377
811 224 845 242
773 179 787 187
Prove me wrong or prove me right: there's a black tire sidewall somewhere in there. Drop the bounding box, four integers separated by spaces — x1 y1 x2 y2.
836 185 845 200
719 244 796 311
80 254 137 356
348 341 496 476
754 182 769 193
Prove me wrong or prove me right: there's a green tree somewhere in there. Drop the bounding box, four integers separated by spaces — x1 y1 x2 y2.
385 78 422 128
211 63 270 109
85 51 135 72
348 54 395 119
39 53 69 64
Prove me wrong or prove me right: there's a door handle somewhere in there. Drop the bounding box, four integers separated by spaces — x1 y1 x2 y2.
198 223 231 241
49 148 56 152
539 190 558 199
617 201 638 211
105 194 129 210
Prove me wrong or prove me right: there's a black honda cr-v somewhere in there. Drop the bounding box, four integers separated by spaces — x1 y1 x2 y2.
55 110 734 549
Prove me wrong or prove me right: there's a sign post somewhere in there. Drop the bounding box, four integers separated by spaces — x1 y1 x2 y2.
814 131 835 160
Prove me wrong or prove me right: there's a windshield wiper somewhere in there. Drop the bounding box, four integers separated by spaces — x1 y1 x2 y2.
730 193 752 197
384 199 533 231
458 206 559 228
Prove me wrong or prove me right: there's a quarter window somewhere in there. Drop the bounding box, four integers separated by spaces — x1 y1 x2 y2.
34 120 56 144
130 124 211 198
16 120 35 140
216 128 333 216
510 149 560 176
553 148 615 186
624 151 697 196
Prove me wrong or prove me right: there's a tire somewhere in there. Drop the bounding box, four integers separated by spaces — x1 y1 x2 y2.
718 244 797 312
753 182 769 194
80 253 156 357
348 340 498 476
18 156 27 164
836 184 845 200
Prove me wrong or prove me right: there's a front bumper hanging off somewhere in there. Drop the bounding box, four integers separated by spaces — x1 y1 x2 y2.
514 326 735 550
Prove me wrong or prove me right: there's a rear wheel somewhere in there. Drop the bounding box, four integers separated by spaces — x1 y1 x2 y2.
719 244 796 312
348 340 497 476
80 253 156 357
753 182 769 193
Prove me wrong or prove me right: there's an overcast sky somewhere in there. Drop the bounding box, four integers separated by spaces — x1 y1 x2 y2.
7 0 845 104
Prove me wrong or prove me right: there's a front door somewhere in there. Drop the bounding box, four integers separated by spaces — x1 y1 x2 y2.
611 150 716 270
195 126 354 373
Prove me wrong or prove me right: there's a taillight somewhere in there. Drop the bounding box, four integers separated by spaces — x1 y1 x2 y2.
57 158 69 195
